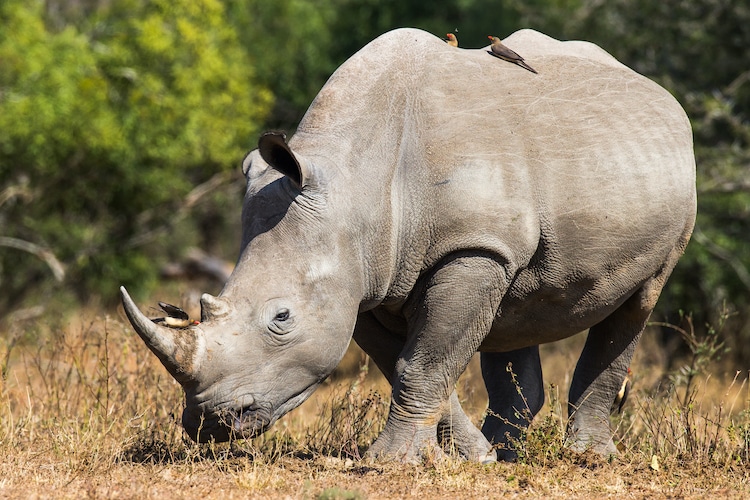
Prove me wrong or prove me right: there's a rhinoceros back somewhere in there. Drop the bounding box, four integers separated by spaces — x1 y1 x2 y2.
291 28 695 334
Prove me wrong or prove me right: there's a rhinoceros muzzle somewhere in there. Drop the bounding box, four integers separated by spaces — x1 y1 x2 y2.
182 403 272 443
121 286 279 442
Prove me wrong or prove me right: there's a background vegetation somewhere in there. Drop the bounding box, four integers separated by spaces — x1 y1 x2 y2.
1 1 749 497
1 0 748 365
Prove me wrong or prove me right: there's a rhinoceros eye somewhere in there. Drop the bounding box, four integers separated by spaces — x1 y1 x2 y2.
274 309 290 322
269 308 293 336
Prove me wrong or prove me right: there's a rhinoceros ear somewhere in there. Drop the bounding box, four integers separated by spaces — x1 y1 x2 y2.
258 131 305 188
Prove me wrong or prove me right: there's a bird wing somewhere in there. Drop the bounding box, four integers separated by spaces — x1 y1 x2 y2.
158 301 189 320
493 43 525 63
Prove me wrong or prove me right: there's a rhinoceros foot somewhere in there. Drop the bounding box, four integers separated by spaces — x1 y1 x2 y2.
438 393 496 463
364 419 445 464
364 395 495 464
564 413 618 457
564 432 619 457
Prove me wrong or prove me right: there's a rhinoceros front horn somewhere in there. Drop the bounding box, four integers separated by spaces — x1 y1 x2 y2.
119 286 197 384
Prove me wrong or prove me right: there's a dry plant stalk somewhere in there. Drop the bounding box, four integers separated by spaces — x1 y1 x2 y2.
0 312 748 498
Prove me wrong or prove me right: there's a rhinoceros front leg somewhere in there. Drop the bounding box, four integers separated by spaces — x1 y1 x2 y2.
481 346 545 461
365 254 507 463
354 312 495 462
567 279 660 455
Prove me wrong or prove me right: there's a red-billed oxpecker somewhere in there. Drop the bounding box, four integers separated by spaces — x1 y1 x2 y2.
151 301 200 328
487 35 538 74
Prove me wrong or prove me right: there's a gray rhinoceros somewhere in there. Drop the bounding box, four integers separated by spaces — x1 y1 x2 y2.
120 28 696 463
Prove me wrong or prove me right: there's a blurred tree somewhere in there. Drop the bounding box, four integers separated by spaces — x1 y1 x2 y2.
0 0 271 314
2 0 748 363
226 0 532 130
328 0 525 62
225 0 339 130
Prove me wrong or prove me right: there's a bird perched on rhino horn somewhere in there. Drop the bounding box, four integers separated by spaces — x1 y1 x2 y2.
151 301 200 328
445 33 458 47
487 35 538 74
612 367 632 414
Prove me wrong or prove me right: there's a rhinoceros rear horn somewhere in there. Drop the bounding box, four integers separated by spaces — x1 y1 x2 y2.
119 286 197 383
200 293 231 322
258 131 304 188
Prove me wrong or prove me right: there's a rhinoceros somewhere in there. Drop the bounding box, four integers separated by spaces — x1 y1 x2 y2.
120 28 696 463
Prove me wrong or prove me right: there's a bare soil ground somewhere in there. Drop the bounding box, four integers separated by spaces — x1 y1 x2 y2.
1 309 748 499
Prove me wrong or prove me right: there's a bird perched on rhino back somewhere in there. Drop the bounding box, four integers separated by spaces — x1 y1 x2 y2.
445 33 458 47
487 35 537 74
151 301 199 328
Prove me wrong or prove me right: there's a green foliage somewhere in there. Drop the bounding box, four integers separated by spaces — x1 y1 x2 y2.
2 0 749 364
225 0 339 129
506 383 567 466
0 0 271 311
651 311 730 401
98 0 272 169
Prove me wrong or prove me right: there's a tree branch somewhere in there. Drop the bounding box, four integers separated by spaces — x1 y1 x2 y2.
125 171 238 249
0 237 65 282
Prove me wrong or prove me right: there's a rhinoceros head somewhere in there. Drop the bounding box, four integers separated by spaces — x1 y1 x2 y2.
121 132 364 442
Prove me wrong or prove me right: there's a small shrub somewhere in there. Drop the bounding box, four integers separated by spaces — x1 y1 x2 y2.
303 361 388 460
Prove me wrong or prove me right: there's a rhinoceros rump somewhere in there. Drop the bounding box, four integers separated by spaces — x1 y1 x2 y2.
121 28 696 463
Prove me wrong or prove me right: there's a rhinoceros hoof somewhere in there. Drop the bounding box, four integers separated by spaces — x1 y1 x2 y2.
438 419 496 463
364 424 446 464
565 424 619 457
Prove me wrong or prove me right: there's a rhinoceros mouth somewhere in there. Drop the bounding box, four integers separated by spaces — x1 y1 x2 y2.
228 405 273 438
222 383 321 439
181 401 272 442
184 381 323 442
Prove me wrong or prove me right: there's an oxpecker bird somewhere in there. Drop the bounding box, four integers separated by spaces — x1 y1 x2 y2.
611 368 632 414
487 35 538 74
445 33 458 47
152 301 199 328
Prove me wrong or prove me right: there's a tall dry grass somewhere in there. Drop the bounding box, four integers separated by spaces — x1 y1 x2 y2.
0 306 748 498
1 315 184 470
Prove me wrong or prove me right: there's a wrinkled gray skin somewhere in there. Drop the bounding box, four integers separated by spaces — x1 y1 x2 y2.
121 28 696 463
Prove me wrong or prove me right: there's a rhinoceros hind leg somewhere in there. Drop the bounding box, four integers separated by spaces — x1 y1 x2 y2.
566 277 665 455
480 346 544 461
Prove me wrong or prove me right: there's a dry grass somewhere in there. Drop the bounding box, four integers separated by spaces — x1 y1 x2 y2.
1 307 749 499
